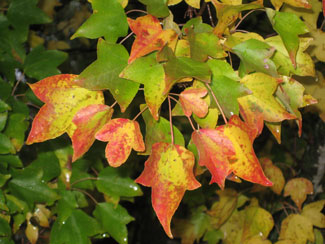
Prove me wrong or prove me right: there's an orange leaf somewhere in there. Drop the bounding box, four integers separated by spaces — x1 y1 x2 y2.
135 142 201 238
127 15 178 63
95 118 145 167
179 87 209 117
26 74 105 160
192 115 272 189
284 177 313 210
71 104 113 162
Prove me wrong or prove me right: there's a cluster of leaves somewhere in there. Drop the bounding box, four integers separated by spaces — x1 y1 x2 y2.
0 0 324 243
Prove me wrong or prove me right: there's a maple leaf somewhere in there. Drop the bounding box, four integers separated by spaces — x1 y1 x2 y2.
275 76 317 136
127 15 178 63
26 74 105 161
192 115 272 189
139 0 170 17
76 39 139 112
95 118 145 167
238 73 296 139
120 53 166 120
70 104 113 162
135 142 201 238
210 0 262 37
283 177 313 210
270 0 311 11
302 200 325 228
267 9 309 68
179 87 208 117
207 59 251 118
168 0 201 9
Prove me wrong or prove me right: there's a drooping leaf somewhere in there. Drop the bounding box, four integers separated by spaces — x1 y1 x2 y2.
220 209 245 244
266 35 315 77
309 28 325 62
207 59 251 118
95 118 145 167
50 209 101 244
96 166 143 199
70 104 113 162
179 87 209 117
141 105 185 155
301 200 325 228
259 158 285 195
23 45 67 80
139 0 170 17
93 202 134 244
76 40 139 112
120 53 166 120
232 39 278 77
238 73 296 138
192 115 272 188
193 108 220 129
270 0 311 10
26 74 104 146
72 0 128 43
25 212 38 244
279 214 314 244
127 15 177 63
275 76 317 136
266 9 309 67
283 177 313 210
135 142 201 238
210 0 262 37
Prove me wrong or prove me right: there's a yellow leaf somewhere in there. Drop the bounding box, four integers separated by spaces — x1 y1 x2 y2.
302 200 325 228
25 212 38 244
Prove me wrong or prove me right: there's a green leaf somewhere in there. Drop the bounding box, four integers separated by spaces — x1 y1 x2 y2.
71 168 94 191
56 190 79 223
72 0 128 43
96 167 142 198
141 105 185 155
182 17 213 34
232 39 277 77
5 194 28 214
266 8 309 67
0 174 11 187
0 134 15 154
188 28 226 62
77 40 139 112
3 113 29 152
120 53 166 120
27 152 61 182
207 59 251 118
203 230 224 244
138 0 169 17
0 111 8 132
50 209 101 244
7 97 29 117
0 100 10 113
0 217 11 237
8 167 59 207
93 202 134 244
0 155 23 168
0 79 12 101
24 45 67 80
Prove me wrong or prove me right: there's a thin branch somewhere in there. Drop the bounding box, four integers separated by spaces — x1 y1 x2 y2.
119 31 134 45
72 188 98 205
233 9 256 31
168 92 180 97
125 9 147 15
235 29 250 33
110 100 118 109
197 2 207 17
320 19 325 30
207 3 215 27
91 167 99 176
26 102 41 109
168 96 174 144
133 106 148 121
206 83 228 124
11 76 23 96
70 177 98 187
227 51 233 67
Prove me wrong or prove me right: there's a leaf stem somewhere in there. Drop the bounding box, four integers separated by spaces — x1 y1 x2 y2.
197 2 207 17
233 9 256 31
72 188 98 205
125 9 147 15
110 101 118 109
133 106 148 121
119 31 134 45
70 177 98 187
168 96 175 144
205 83 228 124
168 92 180 97
207 3 215 27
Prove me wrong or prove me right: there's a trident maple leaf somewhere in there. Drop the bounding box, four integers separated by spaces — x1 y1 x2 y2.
179 87 209 118
95 118 145 167
26 74 105 161
127 15 178 63
135 142 201 238
192 115 272 189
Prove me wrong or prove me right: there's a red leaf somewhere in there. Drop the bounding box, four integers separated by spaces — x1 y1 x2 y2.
71 104 113 162
136 142 201 238
179 87 209 118
127 15 178 63
95 118 145 167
